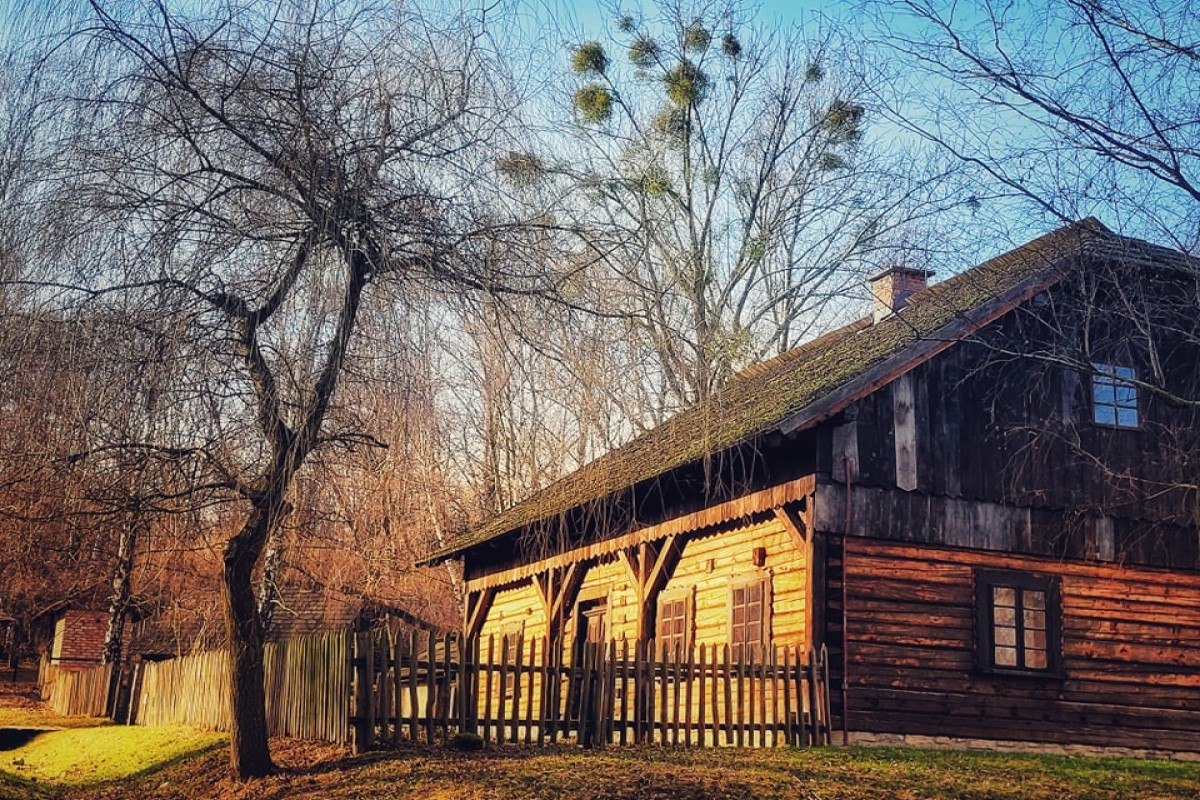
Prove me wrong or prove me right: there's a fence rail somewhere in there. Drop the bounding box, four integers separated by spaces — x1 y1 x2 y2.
351 631 832 752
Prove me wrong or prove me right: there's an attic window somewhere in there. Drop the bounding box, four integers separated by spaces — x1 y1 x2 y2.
1092 363 1138 428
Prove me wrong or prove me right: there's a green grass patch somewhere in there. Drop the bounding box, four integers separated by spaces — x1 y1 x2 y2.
0 706 110 730
0 725 225 787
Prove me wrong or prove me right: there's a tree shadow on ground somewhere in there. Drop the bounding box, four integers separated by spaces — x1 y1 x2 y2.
0 728 48 751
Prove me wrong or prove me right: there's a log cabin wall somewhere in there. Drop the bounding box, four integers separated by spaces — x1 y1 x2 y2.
663 515 810 651
836 537 1200 752
478 580 548 645
559 557 640 648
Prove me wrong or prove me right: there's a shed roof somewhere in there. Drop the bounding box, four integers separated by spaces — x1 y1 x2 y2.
428 219 1196 563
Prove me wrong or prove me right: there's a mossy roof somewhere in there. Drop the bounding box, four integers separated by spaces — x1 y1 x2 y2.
428 219 1192 563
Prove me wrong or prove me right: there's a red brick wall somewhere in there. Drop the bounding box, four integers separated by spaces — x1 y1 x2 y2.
52 610 109 671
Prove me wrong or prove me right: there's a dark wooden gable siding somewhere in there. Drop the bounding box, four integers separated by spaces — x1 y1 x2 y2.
815 264 1200 571
811 261 1200 752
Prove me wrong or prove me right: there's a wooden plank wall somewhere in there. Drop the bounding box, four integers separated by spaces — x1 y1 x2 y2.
41 662 113 717
838 537 1200 752
476 514 812 666
829 324 1199 563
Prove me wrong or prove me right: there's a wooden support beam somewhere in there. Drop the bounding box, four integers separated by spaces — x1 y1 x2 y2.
544 561 587 644
633 535 683 643
616 548 639 589
464 586 496 639
644 535 679 594
532 572 550 618
774 505 808 551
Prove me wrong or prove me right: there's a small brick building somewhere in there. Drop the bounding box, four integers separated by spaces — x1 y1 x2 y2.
46 608 110 671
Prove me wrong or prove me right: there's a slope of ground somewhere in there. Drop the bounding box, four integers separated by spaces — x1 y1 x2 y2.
0 674 222 799
60 740 1200 800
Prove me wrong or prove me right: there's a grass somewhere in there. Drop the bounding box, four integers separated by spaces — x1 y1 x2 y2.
0 724 225 796
45 741 1200 800
0 706 110 731
2 677 1197 800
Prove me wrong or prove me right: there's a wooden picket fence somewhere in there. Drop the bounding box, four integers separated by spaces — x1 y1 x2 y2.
351 631 832 752
35 629 833 753
39 661 114 717
130 630 350 742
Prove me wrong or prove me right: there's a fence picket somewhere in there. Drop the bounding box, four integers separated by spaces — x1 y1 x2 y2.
523 638 535 745
483 635 495 745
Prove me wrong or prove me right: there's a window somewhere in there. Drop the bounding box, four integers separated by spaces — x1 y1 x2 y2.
51 618 65 662
502 623 524 698
975 570 1061 675
729 576 770 656
656 590 692 655
1092 363 1138 428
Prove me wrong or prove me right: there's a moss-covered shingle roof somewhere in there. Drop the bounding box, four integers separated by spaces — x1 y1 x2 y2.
428 219 1192 563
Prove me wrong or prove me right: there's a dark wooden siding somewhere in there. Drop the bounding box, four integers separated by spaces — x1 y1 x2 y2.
836 537 1200 752
816 272 1200 535
814 483 1200 571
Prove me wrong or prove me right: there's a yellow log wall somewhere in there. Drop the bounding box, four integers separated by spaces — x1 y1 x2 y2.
665 516 810 650
471 512 809 652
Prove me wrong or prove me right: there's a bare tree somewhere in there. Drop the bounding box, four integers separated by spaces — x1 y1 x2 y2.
505 1 948 413
868 2 1200 542
873 0 1199 249
9 0 561 778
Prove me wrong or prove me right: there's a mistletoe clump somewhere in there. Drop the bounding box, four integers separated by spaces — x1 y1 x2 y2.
682 19 711 52
496 151 546 186
572 41 609 75
823 99 864 142
652 106 688 143
629 35 659 68
574 83 614 123
721 33 742 59
664 59 710 106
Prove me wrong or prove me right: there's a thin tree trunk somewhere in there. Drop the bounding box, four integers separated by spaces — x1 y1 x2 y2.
101 510 139 666
222 504 275 779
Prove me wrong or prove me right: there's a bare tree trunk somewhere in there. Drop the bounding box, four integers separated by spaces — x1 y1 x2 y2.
222 504 275 779
255 514 289 636
100 511 139 666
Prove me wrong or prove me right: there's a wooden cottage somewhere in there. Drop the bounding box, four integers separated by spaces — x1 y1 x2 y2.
427 219 1200 755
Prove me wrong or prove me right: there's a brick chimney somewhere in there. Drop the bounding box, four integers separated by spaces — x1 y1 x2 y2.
869 265 933 323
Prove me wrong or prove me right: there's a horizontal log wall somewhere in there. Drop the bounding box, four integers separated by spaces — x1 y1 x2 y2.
840 537 1200 752
668 516 810 650
481 580 549 643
